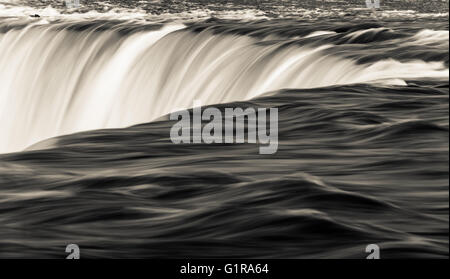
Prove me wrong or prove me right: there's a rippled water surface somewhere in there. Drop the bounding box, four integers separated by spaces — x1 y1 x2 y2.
0 1 448 258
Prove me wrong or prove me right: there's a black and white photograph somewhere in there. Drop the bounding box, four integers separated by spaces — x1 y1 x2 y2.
0 0 448 263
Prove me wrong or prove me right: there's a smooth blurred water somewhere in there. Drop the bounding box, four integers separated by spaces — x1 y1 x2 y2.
0 19 448 153
0 2 448 258
0 83 448 258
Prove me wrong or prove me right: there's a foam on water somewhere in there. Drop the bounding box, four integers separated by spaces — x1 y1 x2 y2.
0 2 269 22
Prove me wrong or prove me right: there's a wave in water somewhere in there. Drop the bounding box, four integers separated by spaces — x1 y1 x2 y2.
0 83 447 258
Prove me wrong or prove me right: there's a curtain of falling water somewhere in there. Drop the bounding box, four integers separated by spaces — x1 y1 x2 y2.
0 21 448 153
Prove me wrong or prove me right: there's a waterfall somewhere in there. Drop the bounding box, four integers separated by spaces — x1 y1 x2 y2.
0 20 448 153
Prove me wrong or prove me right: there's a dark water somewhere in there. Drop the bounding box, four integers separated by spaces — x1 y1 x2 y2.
0 3 448 259
1 83 448 258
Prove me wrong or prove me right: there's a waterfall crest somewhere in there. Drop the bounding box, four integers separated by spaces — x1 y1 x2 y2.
0 21 448 153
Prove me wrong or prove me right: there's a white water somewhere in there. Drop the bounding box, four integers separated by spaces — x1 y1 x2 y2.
0 22 448 153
